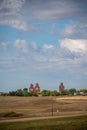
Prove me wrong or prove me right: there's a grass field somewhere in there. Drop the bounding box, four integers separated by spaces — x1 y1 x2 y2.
0 96 87 119
0 115 87 130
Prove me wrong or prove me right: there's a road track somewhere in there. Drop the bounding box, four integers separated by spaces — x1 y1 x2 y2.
0 113 87 123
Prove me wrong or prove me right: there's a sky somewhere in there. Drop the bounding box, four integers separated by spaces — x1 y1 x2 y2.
0 0 87 92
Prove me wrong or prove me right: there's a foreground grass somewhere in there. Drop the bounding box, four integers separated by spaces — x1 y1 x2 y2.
0 115 87 130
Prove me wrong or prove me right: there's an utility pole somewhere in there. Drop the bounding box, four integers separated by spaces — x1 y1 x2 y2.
52 96 56 116
52 101 53 116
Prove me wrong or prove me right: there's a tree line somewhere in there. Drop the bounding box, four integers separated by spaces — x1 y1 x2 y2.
0 88 87 96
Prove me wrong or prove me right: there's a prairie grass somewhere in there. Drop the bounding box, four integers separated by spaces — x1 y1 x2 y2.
0 96 87 119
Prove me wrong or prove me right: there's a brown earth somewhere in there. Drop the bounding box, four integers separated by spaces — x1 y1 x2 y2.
0 96 87 120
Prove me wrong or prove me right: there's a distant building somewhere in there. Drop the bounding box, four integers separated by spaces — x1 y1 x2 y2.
59 82 64 92
29 83 40 93
29 83 34 93
35 83 40 93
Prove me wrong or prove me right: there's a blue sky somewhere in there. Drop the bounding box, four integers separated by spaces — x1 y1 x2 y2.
0 0 87 92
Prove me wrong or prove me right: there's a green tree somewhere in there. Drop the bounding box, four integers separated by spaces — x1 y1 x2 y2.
9 91 16 96
69 88 76 95
32 92 38 96
23 88 28 92
28 92 33 96
41 90 50 96
53 90 60 96
61 89 69 95
50 90 60 96
16 89 23 96
80 89 87 93
23 88 29 96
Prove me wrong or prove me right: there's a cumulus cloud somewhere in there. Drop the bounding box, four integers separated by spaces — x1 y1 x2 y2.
14 40 41 54
33 0 87 20
60 21 87 39
0 0 87 32
30 42 39 51
0 0 25 12
0 38 87 76
14 39 29 54
43 44 54 49
0 19 27 31
0 42 8 49
59 38 87 54
0 0 27 31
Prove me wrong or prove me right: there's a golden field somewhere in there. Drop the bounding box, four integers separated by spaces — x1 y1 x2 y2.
0 96 87 119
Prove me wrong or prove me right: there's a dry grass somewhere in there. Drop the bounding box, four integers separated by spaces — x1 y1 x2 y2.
57 96 87 100
56 96 87 114
0 96 87 119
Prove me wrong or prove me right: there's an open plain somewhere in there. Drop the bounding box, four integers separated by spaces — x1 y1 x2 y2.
0 95 87 120
0 96 87 130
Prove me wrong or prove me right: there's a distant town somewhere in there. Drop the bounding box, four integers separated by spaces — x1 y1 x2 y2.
0 82 87 96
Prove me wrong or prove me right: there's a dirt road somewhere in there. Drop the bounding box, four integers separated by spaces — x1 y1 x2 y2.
0 113 87 123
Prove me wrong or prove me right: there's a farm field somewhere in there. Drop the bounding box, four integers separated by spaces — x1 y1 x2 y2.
0 96 87 120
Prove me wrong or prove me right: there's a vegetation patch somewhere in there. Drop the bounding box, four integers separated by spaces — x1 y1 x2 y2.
0 112 23 118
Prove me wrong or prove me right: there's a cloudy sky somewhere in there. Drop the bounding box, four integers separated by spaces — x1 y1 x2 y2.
0 0 87 92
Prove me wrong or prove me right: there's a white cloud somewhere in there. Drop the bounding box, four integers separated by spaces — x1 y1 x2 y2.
31 0 87 22
0 0 27 31
0 56 26 72
0 42 8 49
31 42 38 51
0 0 25 11
0 18 27 31
33 1 81 20
60 21 87 39
9 20 27 31
61 23 76 36
0 0 87 32
59 38 87 54
0 39 87 76
0 19 27 31
43 44 54 49
14 39 29 54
